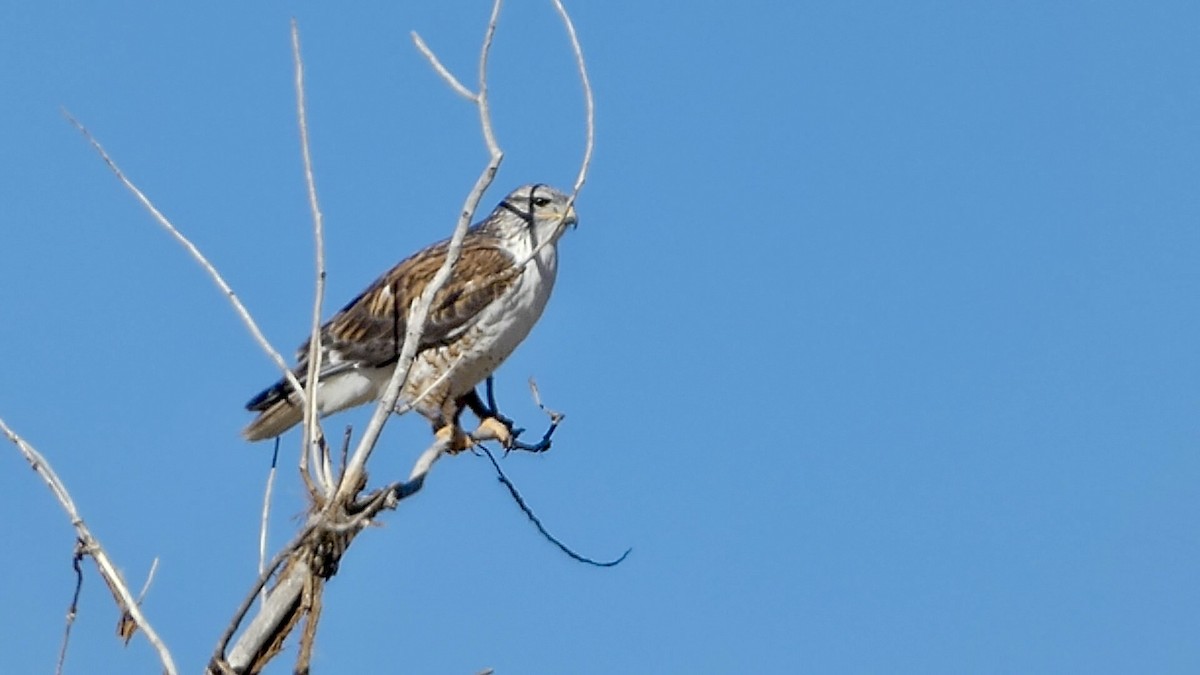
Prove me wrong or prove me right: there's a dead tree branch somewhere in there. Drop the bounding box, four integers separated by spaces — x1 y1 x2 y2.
551 0 595 199
212 3 511 668
28 2 595 673
55 539 85 675
1 416 179 675
217 2 600 658
62 112 306 407
292 19 335 497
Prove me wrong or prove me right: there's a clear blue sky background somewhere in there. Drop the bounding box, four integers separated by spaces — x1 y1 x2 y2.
2 2 1198 673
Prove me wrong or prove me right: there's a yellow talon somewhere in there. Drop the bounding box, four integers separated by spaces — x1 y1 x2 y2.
472 416 513 447
435 425 475 454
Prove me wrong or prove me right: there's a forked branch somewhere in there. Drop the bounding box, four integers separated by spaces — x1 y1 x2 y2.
31 2 596 674
291 19 335 497
213 4 511 668
1 416 178 675
62 113 306 405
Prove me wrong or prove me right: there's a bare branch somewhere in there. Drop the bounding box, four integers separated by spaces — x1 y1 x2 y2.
217 437 449 674
63 111 306 407
205 12 512 664
295 576 323 674
528 377 566 426
136 557 160 604
1 416 178 675
55 539 86 675
410 32 477 100
550 0 595 198
213 524 313 667
475 0 505 158
333 0 506 506
388 437 448 501
500 0 595 274
292 19 335 496
214 3 596 668
222 556 310 673
258 440 280 607
395 352 466 416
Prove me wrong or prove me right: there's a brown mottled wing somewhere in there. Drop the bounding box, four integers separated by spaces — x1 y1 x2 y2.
246 234 518 413
317 235 518 367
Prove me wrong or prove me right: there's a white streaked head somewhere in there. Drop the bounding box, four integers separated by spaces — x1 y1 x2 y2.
482 184 577 246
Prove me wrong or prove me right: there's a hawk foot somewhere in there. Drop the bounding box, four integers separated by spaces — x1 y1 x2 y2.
507 424 556 454
473 376 558 454
470 416 522 448
472 415 556 454
435 424 475 454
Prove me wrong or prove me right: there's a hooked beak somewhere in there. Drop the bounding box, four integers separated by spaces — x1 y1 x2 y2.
564 203 579 229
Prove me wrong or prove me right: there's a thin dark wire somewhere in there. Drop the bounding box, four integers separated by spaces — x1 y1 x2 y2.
478 446 630 567
56 538 86 675
485 375 499 413
340 426 352 478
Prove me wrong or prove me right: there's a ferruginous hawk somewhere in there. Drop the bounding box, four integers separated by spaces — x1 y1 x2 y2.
243 184 576 451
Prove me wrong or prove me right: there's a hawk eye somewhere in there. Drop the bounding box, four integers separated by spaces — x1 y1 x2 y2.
532 196 552 208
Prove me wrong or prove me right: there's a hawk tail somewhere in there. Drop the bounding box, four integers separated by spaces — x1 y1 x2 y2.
242 399 303 441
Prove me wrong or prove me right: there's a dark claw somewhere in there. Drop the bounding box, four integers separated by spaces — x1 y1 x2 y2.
484 375 559 455
504 420 558 455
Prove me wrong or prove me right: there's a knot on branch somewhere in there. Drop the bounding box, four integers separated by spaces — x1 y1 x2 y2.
305 529 348 579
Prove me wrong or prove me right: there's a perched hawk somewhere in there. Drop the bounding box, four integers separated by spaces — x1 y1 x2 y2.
243 184 577 451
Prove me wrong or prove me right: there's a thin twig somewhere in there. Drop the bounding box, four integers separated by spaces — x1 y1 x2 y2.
63 111 306 406
480 445 630 567
136 557 160 604
333 0 506 506
502 0 595 273
292 19 335 497
475 0 505 160
56 539 86 675
220 436 448 673
389 438 449 502
214 523 315 663
339 425 352 483
528 377 566 425
550 0 595 200
259 439 280 607
118 556 161 643
214 9 514 662
411 32 477 101
394 351 466 416
2 416 179 675
295 577 323 675
215 4 597 668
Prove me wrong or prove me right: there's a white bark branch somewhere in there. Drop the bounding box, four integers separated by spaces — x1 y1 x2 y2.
486 0 594 274
551 0 595 200
291 19 335 496
411 32 477 101
1 416 178 675
39 3 592 672
214 8 510 665
257 444 279 607
332 0 506 506
218 436 449 673
63 112 307 406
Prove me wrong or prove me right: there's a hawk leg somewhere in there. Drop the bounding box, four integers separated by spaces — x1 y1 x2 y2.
457 377 558 454
432 384 511 455
434 423 475 454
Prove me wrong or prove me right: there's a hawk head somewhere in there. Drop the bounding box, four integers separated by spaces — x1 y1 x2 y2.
487 184 578 247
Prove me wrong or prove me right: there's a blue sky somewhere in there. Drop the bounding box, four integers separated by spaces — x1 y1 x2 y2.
3 1 1198 673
